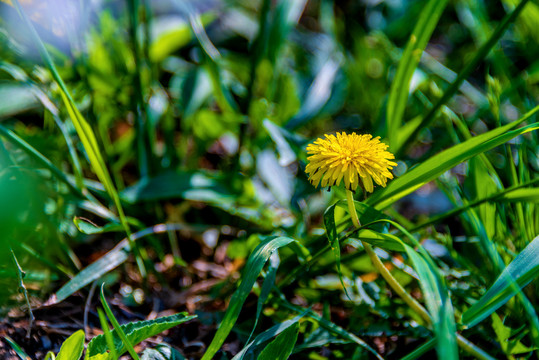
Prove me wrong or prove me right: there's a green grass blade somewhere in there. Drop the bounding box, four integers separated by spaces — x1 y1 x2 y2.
386 0 449 150
462 235 539 328
277 296 383 360
233 313 306 360
100 285 140 360
97 307 118 360
367 106 539 209
258 322 299 360
201 236 297 360
3 336 31 360
247 252 280 343
396 0 531 152
409 177 539 232
0 124 83 199
401 338 436 360
11 0 142 275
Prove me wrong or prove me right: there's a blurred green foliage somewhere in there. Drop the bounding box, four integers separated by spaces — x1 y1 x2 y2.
0 0 538 358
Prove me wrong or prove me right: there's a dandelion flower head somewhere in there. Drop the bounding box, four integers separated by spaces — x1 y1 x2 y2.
305 132 397 193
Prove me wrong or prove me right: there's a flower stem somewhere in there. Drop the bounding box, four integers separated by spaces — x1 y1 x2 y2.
345 190 494 360
346 190 430 322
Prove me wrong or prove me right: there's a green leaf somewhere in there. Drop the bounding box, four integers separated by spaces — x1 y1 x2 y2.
345 229 405 252
74 217 123 235
87 311 195 359
396 0 532 151
463 235 539 328
367 109 539 210
201 236 298 360
258 322 299 360
56 330 85 360
403 245 458 360
12 0 137 272
491 314 536 356
386 0 449 150
498 188 539 202
233 313 305 360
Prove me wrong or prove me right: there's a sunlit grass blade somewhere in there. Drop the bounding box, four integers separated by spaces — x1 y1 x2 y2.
462 235 539 328
100 285 140 360
396 0 531 152
97 307 118 360
11 0 144 275
367 106 539 209
201 236 298 360
386 0 449 150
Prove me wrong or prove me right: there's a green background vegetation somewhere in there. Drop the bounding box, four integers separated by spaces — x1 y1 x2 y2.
0 0 538 358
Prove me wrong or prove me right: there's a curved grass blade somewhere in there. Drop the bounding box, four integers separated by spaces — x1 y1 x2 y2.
258 322 299 360
97 307 118 360
11 0 142 274
233 313 306 360
247 252 280 343
462 235 539 328
386 0 449 150
397 0 531 152
367 108 539 209
100 285 140 360
277 295 383 360
409 177 539 232
201 236 298 360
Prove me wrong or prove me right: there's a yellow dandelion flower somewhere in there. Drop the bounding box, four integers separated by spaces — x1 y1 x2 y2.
305 132 397 193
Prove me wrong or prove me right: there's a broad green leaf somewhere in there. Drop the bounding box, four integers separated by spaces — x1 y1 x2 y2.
491 314 537 356
387 0 449 150
87 311 195 359
56 330 85 360
463 235 539 328
201 236 298 360
258 322 299 360
367 110 539 209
